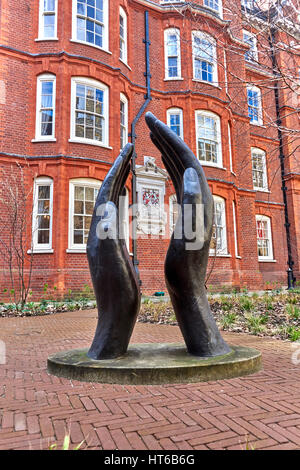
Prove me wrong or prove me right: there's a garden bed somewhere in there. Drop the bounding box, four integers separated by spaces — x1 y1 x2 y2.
1 291 300 342
138 291 300 342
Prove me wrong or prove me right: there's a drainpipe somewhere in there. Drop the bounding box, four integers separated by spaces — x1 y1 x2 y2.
268 27 295 289
130 10 152 284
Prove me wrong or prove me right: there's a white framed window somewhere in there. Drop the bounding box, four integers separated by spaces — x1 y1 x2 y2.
120 93 128 149
192 31 218 85
35 74 56 141
119 7 128 64
232 201 239 257
195 110 222 167
32 177 53 252
251 148 268 191
167 108 183 139
228 123 233 172
169 194 179 236
68 178 101 251
70 77 109 147
247 85 263 125
243 30 258 62
38 0 58 40
204 0 223 17
72 0 109 51
119 188 130 250
164 28 181 80
256 215 274 261
210 195 228 255
224 49 228 94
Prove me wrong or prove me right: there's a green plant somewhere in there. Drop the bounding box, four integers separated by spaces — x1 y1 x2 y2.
220 312 237 329
239 296 253 312
49 433 85 451
219 296 234 311
287 327 300 342
285 304 300 320
245 314 266 334
264 296 274 311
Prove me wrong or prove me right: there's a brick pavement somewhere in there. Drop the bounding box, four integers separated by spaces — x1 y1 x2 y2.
0 310 300 450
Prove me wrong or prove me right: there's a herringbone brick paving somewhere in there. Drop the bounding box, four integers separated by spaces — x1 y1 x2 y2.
0 310 300 450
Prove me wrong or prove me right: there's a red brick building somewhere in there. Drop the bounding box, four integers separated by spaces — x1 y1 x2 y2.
0 0 299 299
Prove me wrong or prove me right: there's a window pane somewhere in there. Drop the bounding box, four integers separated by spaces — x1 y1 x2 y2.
38 185 50 199
75 186 84 200
38 200 50 214
38 230 50 244
38 215 50 229
74 83 104 143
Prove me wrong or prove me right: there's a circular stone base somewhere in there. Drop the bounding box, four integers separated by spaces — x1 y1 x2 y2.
47 343 262 385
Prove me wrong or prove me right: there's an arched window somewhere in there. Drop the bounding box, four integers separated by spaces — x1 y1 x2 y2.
164 28 182 80
119 7 128 64
192 31 218 85
32 177 54 252
195 110 222 167
70 77 109 147
72 0 109 51
68 178 102 251
120 93 128 149
34 74 56 141
210 196 227 255
251 148 268 191
256 215 274 261
167 108 183 139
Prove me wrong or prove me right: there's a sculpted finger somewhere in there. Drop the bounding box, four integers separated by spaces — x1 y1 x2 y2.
150 132 182 201
97 143 133 207
146 112 211 202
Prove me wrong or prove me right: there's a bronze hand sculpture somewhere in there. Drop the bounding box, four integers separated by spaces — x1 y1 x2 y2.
87 143 141 360
145 112 231 357
86 114 230 360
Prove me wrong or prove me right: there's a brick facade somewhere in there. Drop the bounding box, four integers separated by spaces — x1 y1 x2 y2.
0 0 298 299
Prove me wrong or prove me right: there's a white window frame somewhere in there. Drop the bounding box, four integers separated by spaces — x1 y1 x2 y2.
243 30 258 62
203 0 223 17
71 0 109 52
120 93 128 150
119 188 130 250
247 85 263 126
251 147 268 191
31 177 54 252
164 28 182 80
169 194 179 237
192 31 218 86
68 178 102 252
119 7 128 65
38 0 58 40
256 215 274 261
195 110 223 168
232 200 239 257
224 49 228 94
70 77 109 147
210 195 228 256
167 108 184 139
34 74 56 142
228 123 233 173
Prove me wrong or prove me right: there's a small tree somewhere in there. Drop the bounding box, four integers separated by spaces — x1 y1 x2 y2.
0 162 34 308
